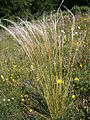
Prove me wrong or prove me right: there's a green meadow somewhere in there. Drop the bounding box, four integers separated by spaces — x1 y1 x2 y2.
0 12 89 120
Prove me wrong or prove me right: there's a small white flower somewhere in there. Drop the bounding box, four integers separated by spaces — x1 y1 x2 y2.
71 28 74 31
75 32 78 35
11 97 14 100
1 75 4 80
3 98 6 102
78 26 80 29
7 99 10 102
61 30 65 34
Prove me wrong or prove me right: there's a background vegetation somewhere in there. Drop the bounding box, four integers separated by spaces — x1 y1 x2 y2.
0 0 90 19
0 0 90 120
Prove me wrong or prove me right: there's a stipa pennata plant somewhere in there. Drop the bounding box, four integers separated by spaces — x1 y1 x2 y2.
0 8 87 119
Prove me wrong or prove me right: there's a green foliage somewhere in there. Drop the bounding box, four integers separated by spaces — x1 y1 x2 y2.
71 5 90 15
0 37 31 120
0 0 90 19
0 0 28 19
71 6 81 15
80 6 90 14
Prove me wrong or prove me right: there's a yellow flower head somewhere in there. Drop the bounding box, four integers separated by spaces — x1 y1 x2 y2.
11 74 13 77
30 65 34 71
72 90 74 93
21 98 25 102
57 79 62 84
76 42 79 45
13 65 16 70
29 108 32 113
73 41 79 46
13 65 16 68
72 95 75 99
80 64 82 68
74 77 79 81
6 78 8 81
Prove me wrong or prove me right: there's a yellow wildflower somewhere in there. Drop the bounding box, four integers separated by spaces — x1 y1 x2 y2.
76 42 79 45
21 98 25 102
57 79 62 84
72 95 75 99
80 64 82 68
73 41 79 46
13 65 16 70
74 77 79 81
11 74 13 77
29 108 32 113
72 90 74 93
13 65 16 68
30 65 34 71
6 78 8 81
72 41 76 45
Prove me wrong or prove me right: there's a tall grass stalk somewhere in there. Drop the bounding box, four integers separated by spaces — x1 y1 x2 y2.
0 9 85 119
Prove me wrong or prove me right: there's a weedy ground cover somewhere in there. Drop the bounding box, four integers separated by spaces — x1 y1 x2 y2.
0 11 89 120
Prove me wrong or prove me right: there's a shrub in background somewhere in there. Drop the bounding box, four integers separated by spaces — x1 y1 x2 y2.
80 6 90 15
71 5 90 15
71 5 81 15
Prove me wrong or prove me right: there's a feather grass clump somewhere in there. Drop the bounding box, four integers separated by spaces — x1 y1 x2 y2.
0 8 85 119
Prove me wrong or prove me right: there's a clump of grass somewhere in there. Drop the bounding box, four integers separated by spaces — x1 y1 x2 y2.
0 8 87 119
